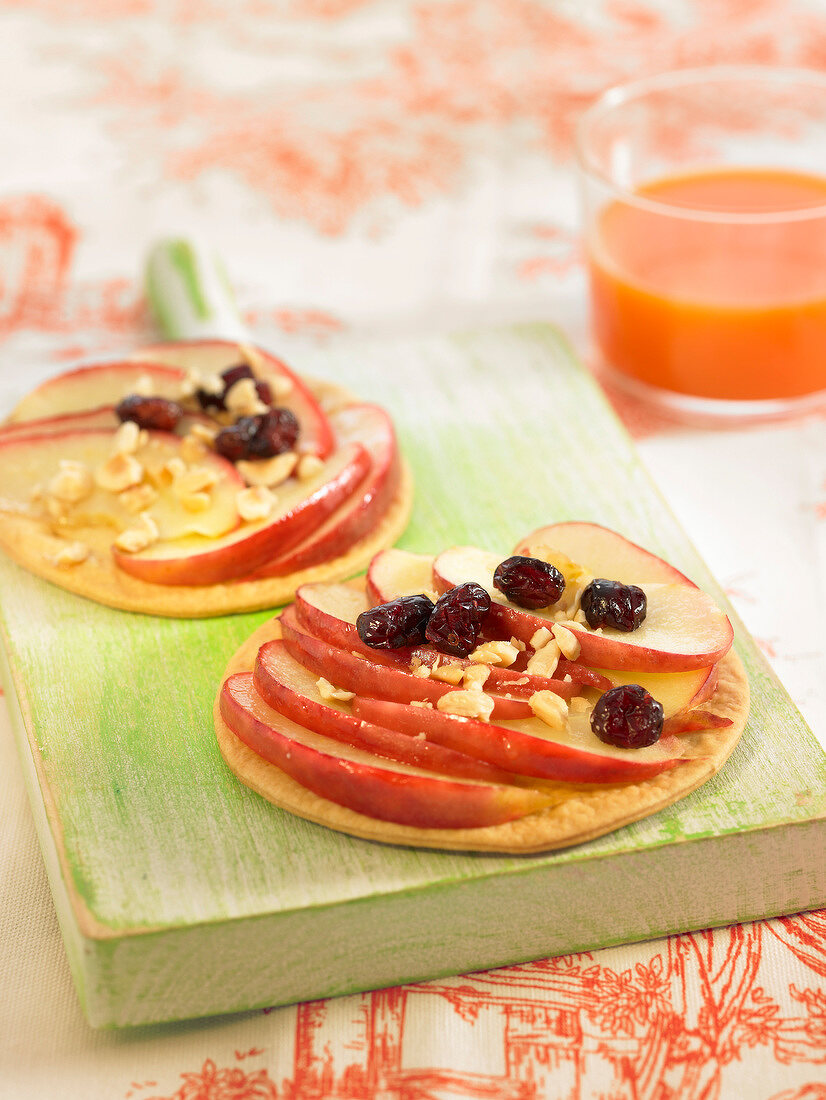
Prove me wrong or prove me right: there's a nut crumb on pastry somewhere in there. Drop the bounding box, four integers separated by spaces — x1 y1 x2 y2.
47 540 90 568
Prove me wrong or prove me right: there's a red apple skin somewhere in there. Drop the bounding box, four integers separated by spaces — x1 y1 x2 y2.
513 521 696 587
220 673 551 829
433 549 734 673
278 606 535 719
351 697 687 783
662 710 733 735
292 585 577 702
7 360 187 422
252 640 528 784
134 339 335 458
0 404 217 441
113 443 371 586
243 403 402 578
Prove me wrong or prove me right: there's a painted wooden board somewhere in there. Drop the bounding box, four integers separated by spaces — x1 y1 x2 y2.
1 324 824 1028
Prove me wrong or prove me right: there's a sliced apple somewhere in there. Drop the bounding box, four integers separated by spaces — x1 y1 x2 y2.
663 709 733 735
595 664 719 719
292 581 577 701
252 639 528 784
133 339 334 458
514 521 694 586
220 672 551 828
112 442 371 585
7 361 189 422
277 607 536 719
366 547 435 604
0 428 243 540
243 403 402 578
351 696 691 783
0 405 215 442
433 546 733 673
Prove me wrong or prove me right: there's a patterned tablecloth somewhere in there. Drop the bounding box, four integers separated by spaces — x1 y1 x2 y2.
1 3 825 1098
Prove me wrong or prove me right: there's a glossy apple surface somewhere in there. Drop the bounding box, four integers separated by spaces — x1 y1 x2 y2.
278 606 534 718
244 402 402 577
514 521 694 586
293 581 577 701
253 639 529 784
366 547 434 605
220 672 551 828
0 427 243 540
351 695 690 783
7 360 186 422
113 443 370 585
433 545 733 673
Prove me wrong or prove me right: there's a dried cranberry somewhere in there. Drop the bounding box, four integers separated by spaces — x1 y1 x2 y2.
581 579 647 632
116 394 183 432
425 582 491 657
196 364 272 411
591 684 663 748
356 595 435 649
493 555 565 609
213 416 259 461
246 407 299 457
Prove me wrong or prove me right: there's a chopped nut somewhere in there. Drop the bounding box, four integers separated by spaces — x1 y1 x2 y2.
412 664 431 679
569 696 590 714
48 540 90 568
462 664 491 691
552 623 581 661
239 343 294 399
119 482 158 513
316 676 355 703
510 636 527 652
296 454 325 481
530 626 553 650
410 700 434 709
429 663 465 685
512 676 530 686
574 609 588 624
237 452 298 488
468 640 520 667
178 369 203 400
175 466 219 495
95 452 144 493
436 689 494 721
236 485 276 522
114 511 159 553
188 422 218 445
48 460 93 504
44 496 68 521
225 377 268 417
529 690 569 730
113 419 142 455
526 639 561 678
180 434 209 464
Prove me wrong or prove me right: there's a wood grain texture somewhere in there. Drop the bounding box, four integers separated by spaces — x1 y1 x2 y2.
1 324 824 1026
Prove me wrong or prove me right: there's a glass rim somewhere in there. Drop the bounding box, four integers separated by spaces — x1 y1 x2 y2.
575 64 826 225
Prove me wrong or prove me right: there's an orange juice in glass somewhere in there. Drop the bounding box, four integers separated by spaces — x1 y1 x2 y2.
576 67 826 418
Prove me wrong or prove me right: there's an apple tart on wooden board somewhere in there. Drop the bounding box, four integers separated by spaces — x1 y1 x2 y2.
0 339 413 616
215 522 749 853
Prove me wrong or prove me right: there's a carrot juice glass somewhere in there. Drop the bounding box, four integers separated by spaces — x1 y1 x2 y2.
576 67 826 419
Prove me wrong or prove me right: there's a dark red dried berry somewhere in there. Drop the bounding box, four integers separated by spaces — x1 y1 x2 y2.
425 582 491 657
213 416 259 461
590 684 663 748
581 579 647 632
493 555 565 609
115 394 183 432
356 594 435 649
220 363 254 390
247 407 300 457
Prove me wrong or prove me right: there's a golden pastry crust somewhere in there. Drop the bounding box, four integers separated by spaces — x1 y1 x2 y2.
214 588 750 853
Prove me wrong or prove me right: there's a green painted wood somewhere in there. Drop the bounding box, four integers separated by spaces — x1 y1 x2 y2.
1 324 824 1027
